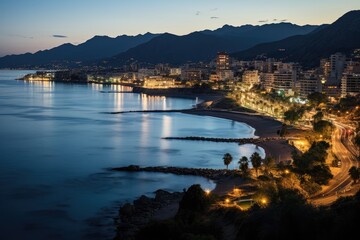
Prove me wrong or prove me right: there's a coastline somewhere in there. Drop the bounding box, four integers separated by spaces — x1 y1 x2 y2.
182 109 294 163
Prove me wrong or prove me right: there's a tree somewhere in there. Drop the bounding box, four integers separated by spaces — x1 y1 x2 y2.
250 152 263 177
355 134 360 148
284 107 305 124
263 156 276 176
349 166 360 183
307 92 327 107
313 120 334 139
312 111 324 123
238 156 249 176
223 153 233 170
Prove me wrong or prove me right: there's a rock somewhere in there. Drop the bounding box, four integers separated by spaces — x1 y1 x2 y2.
120 203 135 217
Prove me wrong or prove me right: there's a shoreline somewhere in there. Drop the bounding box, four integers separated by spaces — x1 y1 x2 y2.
182 109 294 163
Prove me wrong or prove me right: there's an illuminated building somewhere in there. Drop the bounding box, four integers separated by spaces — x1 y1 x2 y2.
242 70 260 85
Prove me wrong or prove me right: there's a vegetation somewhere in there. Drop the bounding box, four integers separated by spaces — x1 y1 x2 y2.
313 120 334 139
349 166 360 183
238 156 249 176
250 152 263 177
307 92 327 107
283 107 305 124
292 141 333 192
136 184 221 240
223 153 233 170
312 110 324 123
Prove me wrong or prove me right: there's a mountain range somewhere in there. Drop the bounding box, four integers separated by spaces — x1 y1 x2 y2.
0 10 359 69
0 33 159 68
0 23 318 68
232 10 360 67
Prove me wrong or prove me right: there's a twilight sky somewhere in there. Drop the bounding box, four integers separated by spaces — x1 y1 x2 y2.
0 0 359 57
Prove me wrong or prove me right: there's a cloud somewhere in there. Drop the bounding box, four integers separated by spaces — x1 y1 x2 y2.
196 11 200 16
8 34 33 39
280 19 288 22
211 8 218 11
52 34 68 38
258 19 269 23
210 16 219 19
273 19 278 22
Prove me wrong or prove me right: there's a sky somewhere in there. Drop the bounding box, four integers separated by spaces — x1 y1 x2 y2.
0 0 359 57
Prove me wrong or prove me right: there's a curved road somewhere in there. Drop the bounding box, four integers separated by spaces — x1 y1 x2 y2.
311 122 359 205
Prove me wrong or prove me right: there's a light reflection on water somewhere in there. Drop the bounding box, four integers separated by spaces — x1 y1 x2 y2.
0 70 264 240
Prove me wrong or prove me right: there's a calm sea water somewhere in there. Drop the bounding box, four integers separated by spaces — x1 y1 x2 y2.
0 70 264 240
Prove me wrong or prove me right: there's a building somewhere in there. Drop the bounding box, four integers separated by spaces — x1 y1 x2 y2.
169 68 182 76
260 73 275 91
298 72 322 98
341 74 360 97
138 68 157 80
272 70 296 95
216 52 230 71
143 76 176 88
328 52 346 85
242 70 260 85
181 69 203 81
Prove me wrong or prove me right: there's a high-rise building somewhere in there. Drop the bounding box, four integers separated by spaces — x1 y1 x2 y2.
272 70 296 95
216 52 230 71
341 74 360 97
329 52 346 85
260 73 275 91
298 71 322 98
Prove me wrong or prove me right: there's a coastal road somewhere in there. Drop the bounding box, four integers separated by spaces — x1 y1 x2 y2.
311 122 359 205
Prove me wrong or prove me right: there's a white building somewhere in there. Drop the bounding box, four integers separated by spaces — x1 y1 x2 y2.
242 70 260 85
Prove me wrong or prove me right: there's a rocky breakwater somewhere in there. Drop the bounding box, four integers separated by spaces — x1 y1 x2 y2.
112 165 232 180
116 189 184 240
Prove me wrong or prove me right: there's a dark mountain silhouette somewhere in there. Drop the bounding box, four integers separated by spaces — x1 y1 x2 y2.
105 32 239 65
0 33 159 68
0 22 320 68
201 23 319 50
105 24 319 66
232 10 360 67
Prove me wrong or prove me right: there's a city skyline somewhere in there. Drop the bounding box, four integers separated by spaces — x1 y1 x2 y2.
0 0 359 57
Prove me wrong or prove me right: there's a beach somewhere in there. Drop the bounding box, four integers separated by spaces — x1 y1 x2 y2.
183 109 294 163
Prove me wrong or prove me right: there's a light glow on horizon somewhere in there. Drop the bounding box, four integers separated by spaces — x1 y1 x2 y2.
0 0 359 56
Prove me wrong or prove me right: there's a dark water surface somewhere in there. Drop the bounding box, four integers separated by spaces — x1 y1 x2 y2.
0 70 264 239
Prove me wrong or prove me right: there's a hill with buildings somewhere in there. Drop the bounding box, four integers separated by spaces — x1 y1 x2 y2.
232 10 360 68
0 33 159 68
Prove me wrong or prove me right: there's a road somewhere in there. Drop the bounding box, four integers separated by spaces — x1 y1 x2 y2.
311 122 359 205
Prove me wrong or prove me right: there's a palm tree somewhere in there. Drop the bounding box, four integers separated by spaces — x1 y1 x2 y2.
349 166 360 183
250 152 263 177
262 156 275 176
238 156 249 176
223 153 233 170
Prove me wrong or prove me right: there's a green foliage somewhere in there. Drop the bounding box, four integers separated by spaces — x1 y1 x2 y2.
312 111 324 123
355 134 360 148
349 166 360 183
307 92 327 107
313 120 334 139
292 141 332 185
223 153 233 169
300 179 322 195
284 107 305 124
178 184 210 215
250 152 262 177
309 164 333 185
238 156 249 176
262 156 276 176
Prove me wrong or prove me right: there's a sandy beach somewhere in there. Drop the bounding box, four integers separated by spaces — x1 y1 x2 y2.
183 109 294 163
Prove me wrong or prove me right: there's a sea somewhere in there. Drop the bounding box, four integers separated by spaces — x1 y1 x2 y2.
0 70 264 240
